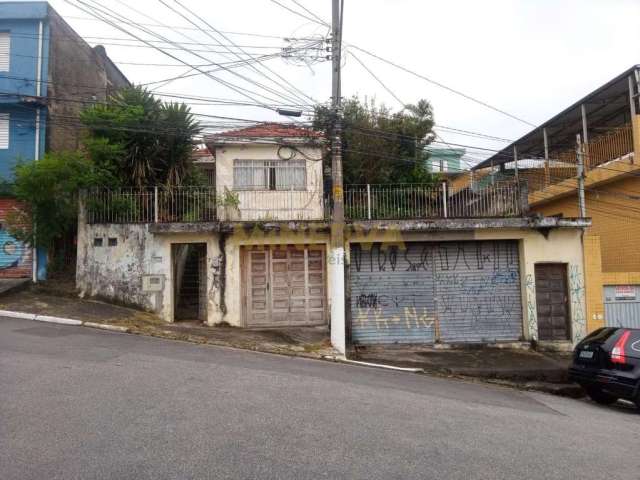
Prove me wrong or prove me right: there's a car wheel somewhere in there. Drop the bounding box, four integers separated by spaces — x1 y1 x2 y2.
586 387 618 405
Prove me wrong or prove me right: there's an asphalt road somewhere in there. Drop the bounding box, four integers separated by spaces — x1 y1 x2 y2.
1 317 638 480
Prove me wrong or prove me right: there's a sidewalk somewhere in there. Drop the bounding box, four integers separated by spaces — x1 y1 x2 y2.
0 283 334 359
351 345 581 396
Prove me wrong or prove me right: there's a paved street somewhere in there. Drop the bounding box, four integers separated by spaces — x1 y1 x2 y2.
1 317 638 480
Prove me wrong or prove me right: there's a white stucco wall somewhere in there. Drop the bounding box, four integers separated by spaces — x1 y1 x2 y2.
214 143 324 221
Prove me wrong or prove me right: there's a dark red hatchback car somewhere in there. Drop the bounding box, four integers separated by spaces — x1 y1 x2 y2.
569 327 640 409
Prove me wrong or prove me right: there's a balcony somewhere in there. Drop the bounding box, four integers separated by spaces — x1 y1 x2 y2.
84 180 526 225
525 124 634 193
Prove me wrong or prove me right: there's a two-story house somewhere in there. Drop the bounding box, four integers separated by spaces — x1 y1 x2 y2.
76 121 589 355
471 65 640 335
0 1 129 280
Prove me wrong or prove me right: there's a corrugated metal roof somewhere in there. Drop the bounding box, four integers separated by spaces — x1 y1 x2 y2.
473 65 640 170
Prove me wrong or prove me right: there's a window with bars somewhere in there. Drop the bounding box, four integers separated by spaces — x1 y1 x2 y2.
233 159 306 190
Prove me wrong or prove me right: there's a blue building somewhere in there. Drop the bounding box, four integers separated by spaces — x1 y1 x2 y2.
0 1 128 279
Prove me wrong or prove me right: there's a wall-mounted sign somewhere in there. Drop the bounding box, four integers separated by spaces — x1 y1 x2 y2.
614 285 636 300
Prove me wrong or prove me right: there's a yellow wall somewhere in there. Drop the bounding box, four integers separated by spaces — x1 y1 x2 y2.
531 175 640 332
531 175 640 273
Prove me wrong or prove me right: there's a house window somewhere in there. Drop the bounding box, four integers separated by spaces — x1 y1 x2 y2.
0 32 9 72
203 167 215 186
233 159 306 190
0 113 9 149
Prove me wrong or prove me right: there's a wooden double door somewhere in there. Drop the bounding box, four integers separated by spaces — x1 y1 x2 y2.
244 245 327 327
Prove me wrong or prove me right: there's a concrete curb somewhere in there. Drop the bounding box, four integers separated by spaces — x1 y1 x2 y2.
83 322 130 333
0 309 36 320
340 358 425 373
0 309 119 329
35 315 83 326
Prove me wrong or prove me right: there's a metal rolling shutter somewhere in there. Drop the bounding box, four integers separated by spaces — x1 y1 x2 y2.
349 240 523 345
350 243 437 344
435 240 522 343
604 285 640 329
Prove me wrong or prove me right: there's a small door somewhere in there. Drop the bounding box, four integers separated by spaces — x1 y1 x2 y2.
245 245 326 327
535 263 570 341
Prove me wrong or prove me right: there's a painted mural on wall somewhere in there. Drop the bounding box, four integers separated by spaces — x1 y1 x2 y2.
0 228 32 278
0 199 32 278
349 241 523 344
569 264 587 343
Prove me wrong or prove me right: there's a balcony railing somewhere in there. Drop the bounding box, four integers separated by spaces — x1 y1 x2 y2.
345 181 523 220
86 187 216 224
85 181 525 224
527 123 634 193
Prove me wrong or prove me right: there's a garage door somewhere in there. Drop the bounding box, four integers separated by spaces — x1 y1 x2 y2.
604 285 640 329
244 245 326 327
349 241 523 345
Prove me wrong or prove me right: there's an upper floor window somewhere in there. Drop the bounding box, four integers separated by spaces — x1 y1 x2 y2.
233 159 306 191
0 113 9 149
0 32 10 72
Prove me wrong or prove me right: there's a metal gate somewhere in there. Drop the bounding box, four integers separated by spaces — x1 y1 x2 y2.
349 241 523 345
604 285 640 329
244 245 327 327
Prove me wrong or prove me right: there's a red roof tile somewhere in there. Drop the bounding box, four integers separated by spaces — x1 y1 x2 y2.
211 122 323 140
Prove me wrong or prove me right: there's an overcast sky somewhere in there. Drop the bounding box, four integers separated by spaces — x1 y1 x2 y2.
34 0 640 164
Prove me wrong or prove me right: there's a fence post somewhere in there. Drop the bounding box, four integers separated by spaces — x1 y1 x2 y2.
366 184 371 220
154 186 159 223
442 181 448 218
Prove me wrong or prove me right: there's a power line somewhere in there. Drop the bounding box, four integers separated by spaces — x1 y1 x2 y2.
268 0 329 27
290 0 331 27
64 14 289 40
64 0 289 110
348 44 536 128
164 0 316 106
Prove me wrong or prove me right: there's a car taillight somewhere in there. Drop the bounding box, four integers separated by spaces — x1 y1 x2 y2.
611 330 631 364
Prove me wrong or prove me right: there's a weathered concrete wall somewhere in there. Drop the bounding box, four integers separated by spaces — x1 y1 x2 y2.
76 214 222 324
215 144 324 221
47 8 129 153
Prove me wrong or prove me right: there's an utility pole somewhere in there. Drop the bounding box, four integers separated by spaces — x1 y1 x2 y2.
329 0 346 355
576 133 587 218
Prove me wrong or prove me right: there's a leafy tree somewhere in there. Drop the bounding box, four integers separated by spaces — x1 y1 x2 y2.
6 152 114 250
81 86 201 187
314 96 438 184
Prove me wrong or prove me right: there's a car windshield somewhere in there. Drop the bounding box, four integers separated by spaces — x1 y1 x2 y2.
581 327 619 344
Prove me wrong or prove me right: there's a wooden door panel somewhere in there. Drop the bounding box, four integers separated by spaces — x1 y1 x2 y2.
246 245 327 327
535 264 570 341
